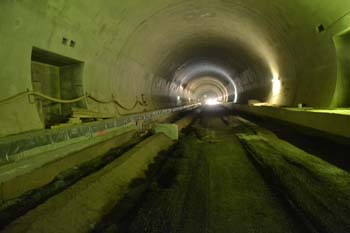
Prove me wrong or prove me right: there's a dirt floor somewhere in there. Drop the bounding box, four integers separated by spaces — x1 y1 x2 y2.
96 106 309 233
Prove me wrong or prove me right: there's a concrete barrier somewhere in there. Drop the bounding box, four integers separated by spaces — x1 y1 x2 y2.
2 114 195 233
231 104 350 139
238 129 350 233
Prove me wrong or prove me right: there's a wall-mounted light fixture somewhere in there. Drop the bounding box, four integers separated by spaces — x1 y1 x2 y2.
272 75 281 96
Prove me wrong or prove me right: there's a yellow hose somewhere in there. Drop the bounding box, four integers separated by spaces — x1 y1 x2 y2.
0 91 29 105
0 90 147 111
30 91 88 104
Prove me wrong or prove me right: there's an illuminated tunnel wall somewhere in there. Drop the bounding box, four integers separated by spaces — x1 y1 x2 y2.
1 0 350 136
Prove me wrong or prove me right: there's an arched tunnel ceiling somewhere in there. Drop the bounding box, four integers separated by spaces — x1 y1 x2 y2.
110 0 350 108
117 0 292 105
1 0 350 136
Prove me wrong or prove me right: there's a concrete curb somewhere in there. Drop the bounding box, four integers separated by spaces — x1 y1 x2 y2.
2 114 195 233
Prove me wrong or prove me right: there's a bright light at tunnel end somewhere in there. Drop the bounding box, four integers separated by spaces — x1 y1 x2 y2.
205 98 220 106
175 62 238 104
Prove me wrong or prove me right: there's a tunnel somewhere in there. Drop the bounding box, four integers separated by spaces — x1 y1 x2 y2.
1 1 350 233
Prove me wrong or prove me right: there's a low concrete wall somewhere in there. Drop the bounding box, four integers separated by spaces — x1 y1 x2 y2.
0 106 198 203
2 133 174 233
232 104 350 139
237 121 350 233
2 114 195 233
0 127 137 202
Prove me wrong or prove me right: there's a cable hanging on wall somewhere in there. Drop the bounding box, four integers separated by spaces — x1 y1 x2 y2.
0 89 148 112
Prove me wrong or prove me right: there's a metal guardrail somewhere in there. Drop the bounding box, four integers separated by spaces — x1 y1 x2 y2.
0 104 199 162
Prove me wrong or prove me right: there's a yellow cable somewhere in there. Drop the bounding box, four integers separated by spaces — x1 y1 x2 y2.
0 90 147 112
0 91 29 105
87 95 145 111
29 91 87 104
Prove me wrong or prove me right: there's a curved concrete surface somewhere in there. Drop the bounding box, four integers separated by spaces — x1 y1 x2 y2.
1 0 350 136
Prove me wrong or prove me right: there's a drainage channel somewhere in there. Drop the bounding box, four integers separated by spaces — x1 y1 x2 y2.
0 113 196 233
0 133 147 230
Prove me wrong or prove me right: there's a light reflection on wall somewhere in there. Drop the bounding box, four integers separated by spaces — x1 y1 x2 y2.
269 70 282 105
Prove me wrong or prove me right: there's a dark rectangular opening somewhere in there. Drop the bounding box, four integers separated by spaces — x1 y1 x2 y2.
31 47 85 128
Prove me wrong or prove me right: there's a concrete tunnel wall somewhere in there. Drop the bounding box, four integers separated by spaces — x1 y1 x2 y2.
1 0 350 137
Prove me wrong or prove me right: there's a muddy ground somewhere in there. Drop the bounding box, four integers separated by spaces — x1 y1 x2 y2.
95 106 309 233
